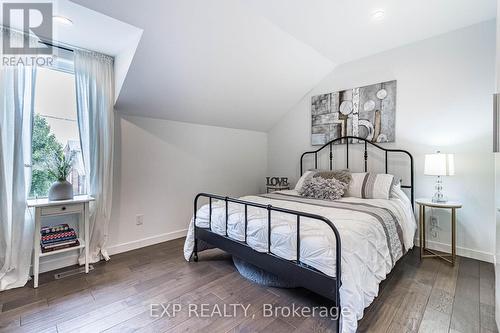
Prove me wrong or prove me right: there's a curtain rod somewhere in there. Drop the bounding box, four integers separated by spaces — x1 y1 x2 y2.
38 40 114 61
39 40 74 53
38 40 115 64
2 26 113 58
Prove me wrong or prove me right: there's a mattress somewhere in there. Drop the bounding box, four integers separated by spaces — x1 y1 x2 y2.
184 187 416 333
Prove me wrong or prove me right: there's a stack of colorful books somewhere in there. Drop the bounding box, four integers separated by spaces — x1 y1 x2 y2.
40 224 79 253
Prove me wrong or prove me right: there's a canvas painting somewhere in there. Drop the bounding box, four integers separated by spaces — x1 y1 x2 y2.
311 80 396 145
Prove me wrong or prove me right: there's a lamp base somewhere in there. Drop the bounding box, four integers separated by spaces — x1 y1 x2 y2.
432 176 447 203
431 196 448 203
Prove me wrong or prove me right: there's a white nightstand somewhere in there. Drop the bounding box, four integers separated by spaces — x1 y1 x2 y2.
416 198 462 266
27 195 94 288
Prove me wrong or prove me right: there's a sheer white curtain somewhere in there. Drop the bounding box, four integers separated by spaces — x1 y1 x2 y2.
74 50 114 263
0 29 37 290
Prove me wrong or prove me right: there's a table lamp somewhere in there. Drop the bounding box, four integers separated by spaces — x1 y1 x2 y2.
424 152 455 203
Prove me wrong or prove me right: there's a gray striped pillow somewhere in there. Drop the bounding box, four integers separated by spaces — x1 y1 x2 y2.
345 172 394 199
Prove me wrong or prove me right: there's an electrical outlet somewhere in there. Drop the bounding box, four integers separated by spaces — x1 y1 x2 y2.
136 214 144 226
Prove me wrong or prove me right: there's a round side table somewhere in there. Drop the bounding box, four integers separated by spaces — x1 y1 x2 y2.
415 198 462 266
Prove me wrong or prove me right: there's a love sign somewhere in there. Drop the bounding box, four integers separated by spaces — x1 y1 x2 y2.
266 177 289 187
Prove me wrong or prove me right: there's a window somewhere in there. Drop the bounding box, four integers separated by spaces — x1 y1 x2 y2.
30 52 86 198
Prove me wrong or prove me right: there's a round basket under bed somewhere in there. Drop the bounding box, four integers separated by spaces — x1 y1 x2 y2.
232 256 298 288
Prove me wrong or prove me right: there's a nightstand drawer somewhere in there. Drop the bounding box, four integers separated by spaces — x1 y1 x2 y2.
41 204 82 216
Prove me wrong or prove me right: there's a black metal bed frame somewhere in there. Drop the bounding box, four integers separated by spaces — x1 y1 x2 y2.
192 136 414 331
300 136 414 206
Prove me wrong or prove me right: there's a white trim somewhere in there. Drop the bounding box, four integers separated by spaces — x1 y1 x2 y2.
107 229 188 256
38 229 187 273
415 238 494 263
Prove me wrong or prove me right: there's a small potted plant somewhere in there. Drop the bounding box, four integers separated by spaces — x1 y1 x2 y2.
47 152 74 201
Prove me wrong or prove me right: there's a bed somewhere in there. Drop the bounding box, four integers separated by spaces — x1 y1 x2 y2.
184 136 416 333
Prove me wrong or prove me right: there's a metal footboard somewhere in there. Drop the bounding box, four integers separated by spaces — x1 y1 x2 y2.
192 192 342 329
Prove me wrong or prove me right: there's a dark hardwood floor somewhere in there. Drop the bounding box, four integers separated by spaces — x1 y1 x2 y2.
0 238 496 333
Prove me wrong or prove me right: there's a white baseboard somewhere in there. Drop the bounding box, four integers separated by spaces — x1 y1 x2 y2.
415 238 494 263
107 228 188 256
39 229 187 273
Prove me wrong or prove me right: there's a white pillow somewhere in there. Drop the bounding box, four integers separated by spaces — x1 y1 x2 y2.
345 172 367 198
294 171 315 191
390 179 402 198
346 172 395 200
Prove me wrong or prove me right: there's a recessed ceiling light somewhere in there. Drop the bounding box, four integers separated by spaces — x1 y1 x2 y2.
53 15 73 26
371 9 385 21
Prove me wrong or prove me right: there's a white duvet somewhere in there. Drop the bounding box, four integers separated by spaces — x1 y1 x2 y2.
184 187 416 333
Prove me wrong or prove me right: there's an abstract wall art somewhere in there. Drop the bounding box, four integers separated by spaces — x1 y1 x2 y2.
311 80 396 145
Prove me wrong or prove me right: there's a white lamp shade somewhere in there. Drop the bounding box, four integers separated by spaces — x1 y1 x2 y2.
424 153 455 176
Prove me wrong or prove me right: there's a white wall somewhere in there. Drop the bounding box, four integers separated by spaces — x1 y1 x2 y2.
106 115 268 253
268 21 496 262
114 29 143 103
494 0 500 328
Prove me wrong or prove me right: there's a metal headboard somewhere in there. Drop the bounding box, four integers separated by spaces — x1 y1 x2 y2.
300 136 414 207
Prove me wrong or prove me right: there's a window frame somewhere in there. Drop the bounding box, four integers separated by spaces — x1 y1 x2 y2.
29 49 86 199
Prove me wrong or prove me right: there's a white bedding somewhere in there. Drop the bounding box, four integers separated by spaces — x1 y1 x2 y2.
183 187 416 333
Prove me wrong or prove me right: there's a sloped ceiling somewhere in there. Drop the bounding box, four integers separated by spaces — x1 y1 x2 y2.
71 0 335 131
244 0 497 65
72 0 496 132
